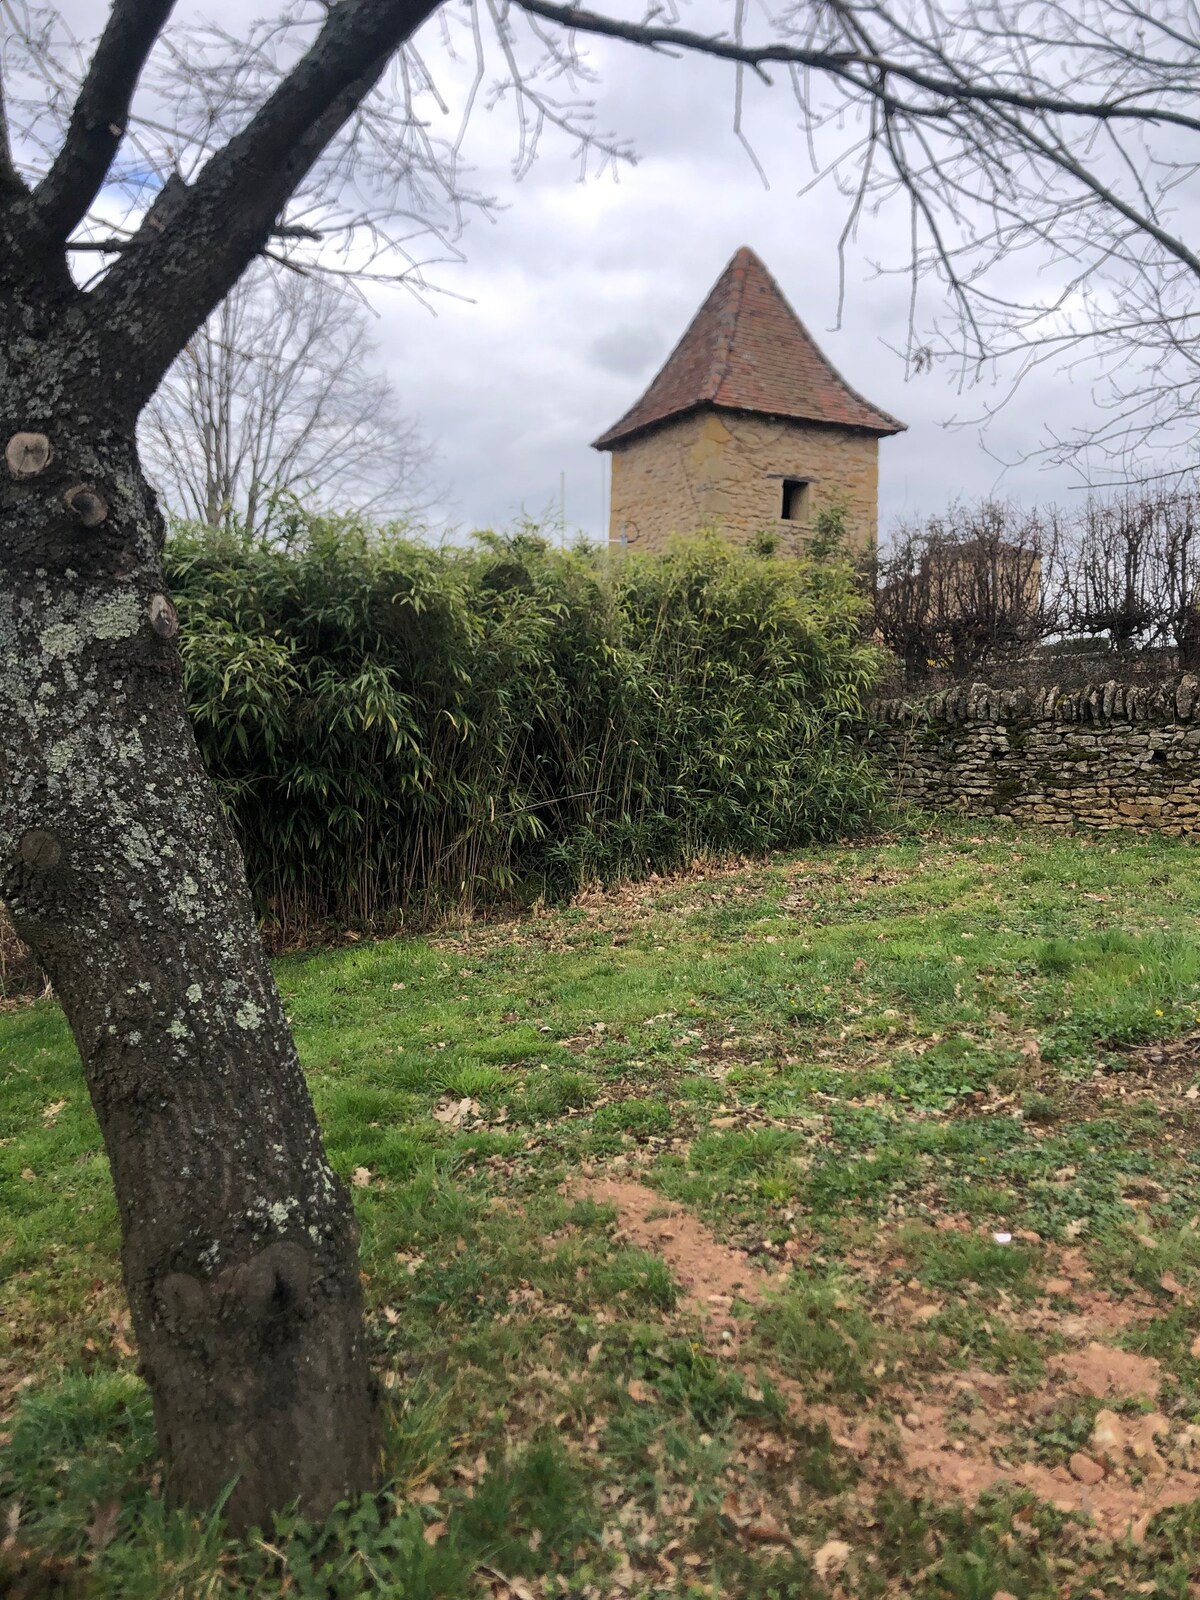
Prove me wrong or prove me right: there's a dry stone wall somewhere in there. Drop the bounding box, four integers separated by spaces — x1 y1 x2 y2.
868 678 1200 831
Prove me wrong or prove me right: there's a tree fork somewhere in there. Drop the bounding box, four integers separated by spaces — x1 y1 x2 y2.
0 298 378 1528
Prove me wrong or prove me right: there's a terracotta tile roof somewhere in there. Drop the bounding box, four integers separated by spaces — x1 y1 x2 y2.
593 246 905 450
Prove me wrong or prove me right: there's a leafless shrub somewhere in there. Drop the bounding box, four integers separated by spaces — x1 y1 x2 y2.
878 487 1200 679
1066 490 1200 660
875 500 1058 676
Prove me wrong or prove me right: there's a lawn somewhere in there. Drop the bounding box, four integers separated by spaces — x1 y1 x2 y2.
5 820 1200 1597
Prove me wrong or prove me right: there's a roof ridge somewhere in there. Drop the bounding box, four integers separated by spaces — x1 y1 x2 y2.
705 246 752 402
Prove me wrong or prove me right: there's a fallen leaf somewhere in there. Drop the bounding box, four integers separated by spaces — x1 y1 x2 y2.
86 1500 121 1551
1091 1409 1126 1456
743 1513 787 1544
1160 1270 1185 1296
812 1538 852 1579
626 1378 656 1404
20 1168 34 1181
433 1096 474 1126
423 1519 447 1546
352 1167 372 1188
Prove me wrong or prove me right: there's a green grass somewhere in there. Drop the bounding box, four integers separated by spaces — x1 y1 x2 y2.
5 818 1200 1595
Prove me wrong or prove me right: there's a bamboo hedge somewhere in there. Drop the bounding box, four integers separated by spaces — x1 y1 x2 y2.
165 516 884 936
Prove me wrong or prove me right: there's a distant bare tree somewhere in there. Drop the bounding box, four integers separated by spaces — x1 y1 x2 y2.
142 265 431 537
1069 496 1161 649
875 501 1056 676
877 488 1200 677
1066 489 1200 653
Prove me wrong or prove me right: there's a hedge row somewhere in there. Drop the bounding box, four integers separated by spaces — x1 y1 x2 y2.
164 518 883 935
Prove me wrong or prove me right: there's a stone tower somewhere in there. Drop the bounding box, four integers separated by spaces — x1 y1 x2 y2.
593 247 905 555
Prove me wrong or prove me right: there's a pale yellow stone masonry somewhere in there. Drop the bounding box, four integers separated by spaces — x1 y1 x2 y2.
607 408 880 557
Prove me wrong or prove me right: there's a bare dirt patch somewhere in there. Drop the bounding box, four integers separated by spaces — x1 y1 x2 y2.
567 1176 785 1350
892 1376 1200 1544
1051 1340 1161 1402
576 1172 1200 1546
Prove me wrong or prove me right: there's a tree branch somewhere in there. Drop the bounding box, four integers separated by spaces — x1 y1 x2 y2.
91 0 440 412
0 62 25 201
513 0 1200 137
69 220 323 254
25 0 178 251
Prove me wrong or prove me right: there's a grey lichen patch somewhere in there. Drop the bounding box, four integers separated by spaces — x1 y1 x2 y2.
235 1000 265 1031
40 621 81 660
91 593 141 642
186 983 202 1003
47 738 75 775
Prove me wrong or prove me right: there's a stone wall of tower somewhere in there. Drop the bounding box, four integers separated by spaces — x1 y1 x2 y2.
606 408 880 556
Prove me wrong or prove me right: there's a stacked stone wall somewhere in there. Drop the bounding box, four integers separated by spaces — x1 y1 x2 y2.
868 678 1200 831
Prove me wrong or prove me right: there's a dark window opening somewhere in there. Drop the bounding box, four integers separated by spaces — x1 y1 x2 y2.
781 479 810 522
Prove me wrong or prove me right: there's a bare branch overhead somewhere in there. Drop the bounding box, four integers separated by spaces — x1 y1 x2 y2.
7 0 1200 465
90 0 442 406
514 0 1200 136
22 0 177 250
0 57 26 200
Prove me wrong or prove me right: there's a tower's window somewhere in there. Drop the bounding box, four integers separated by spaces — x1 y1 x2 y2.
781 479 810 521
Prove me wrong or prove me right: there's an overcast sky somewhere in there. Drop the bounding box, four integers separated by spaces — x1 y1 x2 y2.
30 2 1161 544
365 18 1115 545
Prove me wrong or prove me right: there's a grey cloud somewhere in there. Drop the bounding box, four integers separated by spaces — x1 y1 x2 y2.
588 325 670 380
47 1 1144 543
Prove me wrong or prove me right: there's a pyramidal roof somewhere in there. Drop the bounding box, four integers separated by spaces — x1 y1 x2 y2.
593 247 905 450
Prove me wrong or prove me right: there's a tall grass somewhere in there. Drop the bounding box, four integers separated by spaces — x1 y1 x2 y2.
166 517 883 936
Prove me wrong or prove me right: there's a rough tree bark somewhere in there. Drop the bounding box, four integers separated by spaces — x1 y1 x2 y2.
0 267 377 1524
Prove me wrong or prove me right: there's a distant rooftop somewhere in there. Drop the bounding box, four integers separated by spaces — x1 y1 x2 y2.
593 246 905 450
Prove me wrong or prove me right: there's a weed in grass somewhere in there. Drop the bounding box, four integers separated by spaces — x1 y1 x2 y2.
691 1127 804 1178
899 1225 1041 1297
926 1303 1048 1383
757 1277 877 1398
455 1435 600 1579
592 1098 674 1138
1021 1089 1062 1125
1027 1395 1106 1467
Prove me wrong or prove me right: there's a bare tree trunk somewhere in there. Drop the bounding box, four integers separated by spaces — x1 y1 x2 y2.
0 281 377 1529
